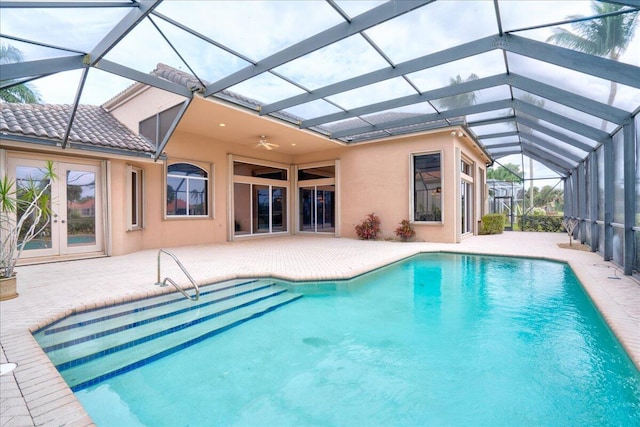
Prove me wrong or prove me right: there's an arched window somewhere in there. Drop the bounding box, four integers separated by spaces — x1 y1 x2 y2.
166 163 208 216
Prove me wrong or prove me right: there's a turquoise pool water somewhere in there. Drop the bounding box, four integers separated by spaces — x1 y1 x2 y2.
75 253 640 426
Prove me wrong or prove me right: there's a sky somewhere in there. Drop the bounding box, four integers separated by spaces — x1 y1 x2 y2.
1 0 639 182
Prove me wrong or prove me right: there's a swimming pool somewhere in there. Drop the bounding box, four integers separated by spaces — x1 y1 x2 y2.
36 253 640 426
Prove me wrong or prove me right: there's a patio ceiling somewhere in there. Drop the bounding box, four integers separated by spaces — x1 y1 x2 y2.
1 0 639 178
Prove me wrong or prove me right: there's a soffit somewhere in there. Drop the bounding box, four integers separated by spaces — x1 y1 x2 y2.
177 96 343 155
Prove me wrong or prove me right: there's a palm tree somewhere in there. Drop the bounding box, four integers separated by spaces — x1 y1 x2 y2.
546 2 638 111
434 73 479 111
0 44 41 103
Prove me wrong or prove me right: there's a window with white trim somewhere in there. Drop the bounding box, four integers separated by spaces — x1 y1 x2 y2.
413 152 442 222
166 162 209 217
127 165 144 230
139 104 182 148
461 157 474 234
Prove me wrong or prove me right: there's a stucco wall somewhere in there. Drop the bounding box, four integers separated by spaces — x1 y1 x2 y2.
102 86 488 250
117 130 296 253
337 135 454 242
293 131 487 243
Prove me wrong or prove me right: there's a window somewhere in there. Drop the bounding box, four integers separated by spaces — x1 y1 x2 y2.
167 163 209 217
413 153 442 222
139 104 183 147
298 165 335 181
478 168 486 217
461 157 474 234
128 166 144 230
461 159 473 176
461 181 473 234
233 162 288 180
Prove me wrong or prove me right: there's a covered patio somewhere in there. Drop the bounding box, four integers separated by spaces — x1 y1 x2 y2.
1 233 639 426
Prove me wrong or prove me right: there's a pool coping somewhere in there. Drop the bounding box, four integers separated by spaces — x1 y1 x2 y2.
1 233 639 426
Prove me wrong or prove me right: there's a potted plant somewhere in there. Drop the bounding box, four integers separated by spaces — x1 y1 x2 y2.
1 161 56 300
395 219 416 242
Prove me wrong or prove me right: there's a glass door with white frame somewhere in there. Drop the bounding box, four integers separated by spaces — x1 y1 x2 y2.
297 164 336 234
232 160 289 237
8 157 103 258
299 185 335 233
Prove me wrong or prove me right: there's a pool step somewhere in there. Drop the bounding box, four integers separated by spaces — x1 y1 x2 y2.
36 279 273 350
40 278 262 335
33 280 301 391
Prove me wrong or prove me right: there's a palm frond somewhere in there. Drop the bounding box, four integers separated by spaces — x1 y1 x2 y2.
547 29 601 54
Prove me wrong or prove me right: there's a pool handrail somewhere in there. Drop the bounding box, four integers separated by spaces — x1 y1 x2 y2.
155 249 200 301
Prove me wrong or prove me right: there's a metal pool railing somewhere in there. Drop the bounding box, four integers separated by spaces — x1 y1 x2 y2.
155 249 200 301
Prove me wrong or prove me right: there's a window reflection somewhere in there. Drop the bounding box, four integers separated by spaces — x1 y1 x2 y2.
413 153 442 222
66 170 96 246
15 166 52 250
167 163 208 216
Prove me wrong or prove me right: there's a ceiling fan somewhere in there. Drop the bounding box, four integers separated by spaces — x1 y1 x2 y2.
256 135 279 150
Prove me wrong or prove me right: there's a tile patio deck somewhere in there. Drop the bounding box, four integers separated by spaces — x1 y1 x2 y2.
1 232 639 426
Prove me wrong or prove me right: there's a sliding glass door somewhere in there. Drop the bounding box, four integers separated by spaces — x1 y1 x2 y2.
297 164 336 234
299 186 335 233
251 185 287 234
232 159 289 237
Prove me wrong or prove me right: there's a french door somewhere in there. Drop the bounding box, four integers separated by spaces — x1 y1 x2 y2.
8 157 103 258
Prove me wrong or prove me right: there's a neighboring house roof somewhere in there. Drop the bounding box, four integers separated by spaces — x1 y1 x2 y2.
328 112 458 142
0 103 155 154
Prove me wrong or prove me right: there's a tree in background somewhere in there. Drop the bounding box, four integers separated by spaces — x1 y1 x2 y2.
0 44 41 103
546 2 637 111
434 73 479 111
487 163 522 182
535 185 564 213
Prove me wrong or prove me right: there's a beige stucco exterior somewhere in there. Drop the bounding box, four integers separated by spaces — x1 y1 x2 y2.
2 87 491 263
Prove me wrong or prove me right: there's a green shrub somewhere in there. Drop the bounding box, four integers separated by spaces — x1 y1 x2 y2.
355 213 380 240
481 213 505 235
520 215 564 232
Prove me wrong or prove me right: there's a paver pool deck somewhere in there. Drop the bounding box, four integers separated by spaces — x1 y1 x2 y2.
1 232 639 426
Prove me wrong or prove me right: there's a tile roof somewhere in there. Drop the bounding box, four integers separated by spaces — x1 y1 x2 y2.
0 103 155 154
153 63 207 93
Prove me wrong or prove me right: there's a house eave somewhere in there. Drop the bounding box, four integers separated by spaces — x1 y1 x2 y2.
0 133 164 162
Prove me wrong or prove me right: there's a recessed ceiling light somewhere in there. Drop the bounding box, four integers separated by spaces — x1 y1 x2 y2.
291 143 296 146
219 123 226 127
